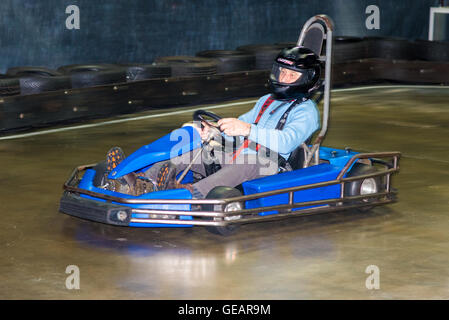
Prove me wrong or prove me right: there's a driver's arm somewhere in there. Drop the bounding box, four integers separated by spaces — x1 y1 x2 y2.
218 95 266 141
248 103 320 155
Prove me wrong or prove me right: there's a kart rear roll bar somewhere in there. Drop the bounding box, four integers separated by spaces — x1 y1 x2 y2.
297 15 334 168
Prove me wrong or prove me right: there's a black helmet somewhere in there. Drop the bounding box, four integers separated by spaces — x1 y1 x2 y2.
269 46 321 100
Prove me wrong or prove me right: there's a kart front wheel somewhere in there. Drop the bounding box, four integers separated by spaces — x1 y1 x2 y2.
202 186 243 236
92 161 108 187
344 163 384 212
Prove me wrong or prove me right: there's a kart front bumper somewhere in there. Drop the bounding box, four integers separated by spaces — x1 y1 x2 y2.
60 192 132 226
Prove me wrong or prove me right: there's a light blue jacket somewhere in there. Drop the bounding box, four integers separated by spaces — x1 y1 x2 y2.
236 94 320 160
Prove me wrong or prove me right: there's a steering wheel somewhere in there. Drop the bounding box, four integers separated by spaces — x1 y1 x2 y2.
193 110 222 127
193 110 238 150
192 110 239 176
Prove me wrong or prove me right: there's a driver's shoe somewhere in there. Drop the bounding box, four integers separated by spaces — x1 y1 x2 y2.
106 146 155 196
106 147 126 172
156 162 177 190
174 181 195 194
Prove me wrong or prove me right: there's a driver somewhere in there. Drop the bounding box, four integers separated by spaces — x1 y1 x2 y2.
107 46 321 198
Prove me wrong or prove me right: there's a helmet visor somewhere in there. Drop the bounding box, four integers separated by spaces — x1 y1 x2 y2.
270 63 305 85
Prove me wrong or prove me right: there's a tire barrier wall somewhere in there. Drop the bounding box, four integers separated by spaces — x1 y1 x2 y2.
0 70 270 132
0 77 20 97
119 63 172 81
236 44 287 70
5 67 71 96
196 50 256 74
154 56 218 77
56 64 128 89
1 37 449 133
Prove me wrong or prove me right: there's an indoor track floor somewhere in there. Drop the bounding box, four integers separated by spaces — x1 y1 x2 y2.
1 85 448 299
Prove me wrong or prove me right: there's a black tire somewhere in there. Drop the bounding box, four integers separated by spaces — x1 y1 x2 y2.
18 75 72 95
364 37 416 60
57 63 118 74
372 60 446 84
236 44 285 70
7 66 63 77
154 56 218 77
333 36 366 63
279 37 366 63
0 77 20 96
196 50 256 74
92 161 108 187
344 163 384 212
5 66 70 95
118 63 172 81
57 64 127 88
202 186 243 236
413 39 449 62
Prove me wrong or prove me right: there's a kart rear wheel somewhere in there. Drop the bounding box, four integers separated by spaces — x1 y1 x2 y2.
202 186 243 236
344 163 384 212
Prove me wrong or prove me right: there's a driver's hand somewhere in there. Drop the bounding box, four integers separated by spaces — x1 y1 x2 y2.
192 121 211 141
218 118 251 137
200 121 211 140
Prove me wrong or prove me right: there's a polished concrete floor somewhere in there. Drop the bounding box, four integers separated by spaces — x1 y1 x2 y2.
1 85 448 299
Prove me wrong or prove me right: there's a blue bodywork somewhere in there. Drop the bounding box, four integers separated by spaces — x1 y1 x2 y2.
243 147 358 215
78 126 359 228
108 126 202 179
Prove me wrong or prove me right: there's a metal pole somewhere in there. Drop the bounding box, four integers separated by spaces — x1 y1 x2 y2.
176 147 203 184
429 7 435 40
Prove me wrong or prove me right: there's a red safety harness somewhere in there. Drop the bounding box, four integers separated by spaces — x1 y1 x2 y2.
231 96 275 161
231 96 302 162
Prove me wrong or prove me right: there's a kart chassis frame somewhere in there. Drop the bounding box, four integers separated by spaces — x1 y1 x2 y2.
62 151 400 227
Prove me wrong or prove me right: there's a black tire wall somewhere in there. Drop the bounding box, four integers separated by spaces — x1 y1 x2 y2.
118 63 172 81
57 64 127 88
364 37 417 60
5 67 71 96
413 40 449 62
0 77 20 96
2 37 449 133
19 75 72 96
196 50 256 74
236 44 285 70
154 56 218 77
331 37 366 63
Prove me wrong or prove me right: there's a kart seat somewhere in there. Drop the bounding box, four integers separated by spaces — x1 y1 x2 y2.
279 137 312 172
286 144 307 171
300 22 325 56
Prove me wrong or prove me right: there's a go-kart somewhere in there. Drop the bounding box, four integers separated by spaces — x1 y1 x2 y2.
59 15 401 235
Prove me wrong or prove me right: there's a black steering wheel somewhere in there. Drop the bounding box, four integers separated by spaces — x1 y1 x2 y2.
192 110 239 176
193 110 238 149
193 110 222 128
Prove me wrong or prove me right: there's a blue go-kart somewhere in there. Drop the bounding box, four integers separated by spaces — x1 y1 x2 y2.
60 15 401 235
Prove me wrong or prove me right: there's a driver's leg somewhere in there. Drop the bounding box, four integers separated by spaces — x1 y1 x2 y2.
191 152 278 198
141 149 210 190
